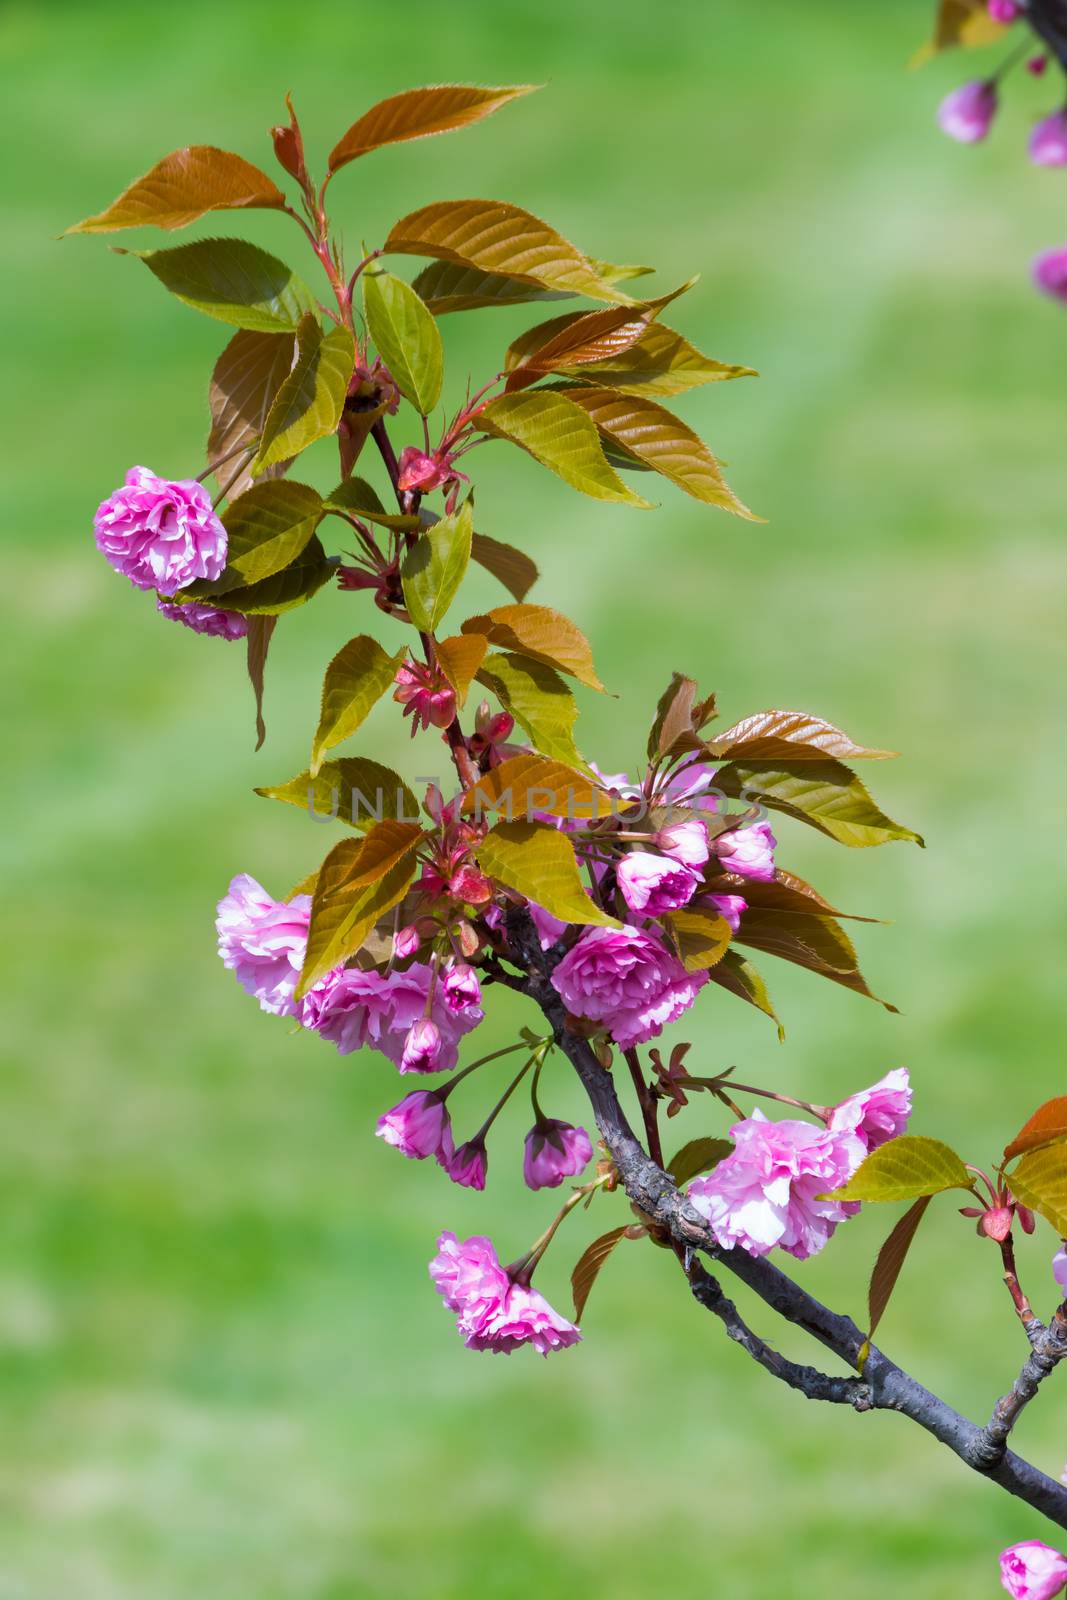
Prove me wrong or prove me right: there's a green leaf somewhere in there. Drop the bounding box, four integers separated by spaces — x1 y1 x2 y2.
204 536 333 615
475 821 619 927
470 531 538 601
866 1196 933 1349
1004 1098 1067 1162
461 603 603 690
476 651 584 767
708 950 783 1037
297 839 419 997
413 260 576 314
1006 1145 1067 1236
706 710 897 764
127 238 315 332
713 759 923 849
668 1137 733 1187
664 907 732 973
734 905 896 1011
571 1227 629 1322
363 270 443 415
208 329 297 499
184 481 323 598
571 321 756 398
555 386 755 519
826 1136 973 1204
478 392 651 507
342 820 425 886
401 498 473 632
245 615 277 752
386 200 634 303
328 84 538 171
255 757 420 831
310 634 403 775
67 146 286 233
460 753 615 821
325 477 421 531
255 315 355 473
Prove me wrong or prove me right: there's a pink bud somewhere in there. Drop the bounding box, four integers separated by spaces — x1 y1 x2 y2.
442 962 482 1013
979 1206 1014 1242
937 80 998 144
523 1120 593 1190
401 1017 442 1073
397 446 456 494
1027 55 1050 76
999 1540 1067 1600
1018 1204 1036 1234
443 1137 488 1190
987 0 1019 21
1030 110 1067 167
1032 246 1067 305
394 924 421 960
654 818 709 868
1054 1248 1067 1296
376 1089 451 1159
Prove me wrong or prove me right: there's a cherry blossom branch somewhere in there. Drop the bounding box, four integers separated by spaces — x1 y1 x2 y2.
496 909 1067 1532
981 1308 1067 1459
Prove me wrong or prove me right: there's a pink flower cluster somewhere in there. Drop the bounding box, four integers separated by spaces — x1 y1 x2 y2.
95 466 227 595
1000 1542 1067 1600
430 1233 580 1355
687 1069 911 1261
551 925 708 1049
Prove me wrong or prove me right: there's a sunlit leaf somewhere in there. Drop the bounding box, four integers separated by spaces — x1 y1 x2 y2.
385 199 632 302
208 329 296 499
310 634 404 774
67 146 285 233
325 477 421 531
343 820 425 887
401 498 473 632
329 84 538 171
664 907 732 973
572 321 756 398
255 315 354 472
203 536 333 615
125 237 315 333
297 842 419 997
246 614 277 752
826 1136 973 1204
669 1137 733 1187
1004 1097 1067 1163
714 759 923 849
414 260 575 314
184 481 322 598
461 752 615 821
706 709 897 764
734 872 878 924
256 757 419 831
460 602 603 690
571 1226 629 1322
470 531 538 600
475 821 619 926
1006 1145 1067 1236
734 905 896 1011
477 391 651 507
363 270 443 416
476 651 584 767
435 633 488 706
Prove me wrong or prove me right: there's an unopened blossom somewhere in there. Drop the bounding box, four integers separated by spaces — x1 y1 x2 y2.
442 963 481 1013
551 925 708 1049
1028 55 1050 76
523 1119 593 1190
394 924 421 961
1054 1248 1067 1296
688 1109 859 1261
988 0 1020 20
443 1137 488 1190
712 820 777 882
1032 247 1067 304
302 960 483 1070
999 1541 1067 1600
401 1017 442 1073
828 1067 912 1155
430 1233 581 1355
469 703 524 768
705 892 747 933
393 657 456 734
654 817 709 868
937 80 998 143
617 850 700 915
376 1089 452 1161
95 466 227 595
216 874 313 1017
1030 110 1067 167
156 599 248 640
397 446 457 494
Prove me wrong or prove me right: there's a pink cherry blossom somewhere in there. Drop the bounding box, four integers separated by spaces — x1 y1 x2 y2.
215 874 313 1017
1028 55 1050 76
1031 111 1067 167
429 1233 581 1355
617 850 700 915
523 1119 593 1189
828 1067 912 1154
654 817 710 867
529 901 569 949
401 1017 442 1072
712 820 777 882
156 599 248 640
999 1541 1067 1600
988 0 1020 20
443 1137 488 1190
301 960 483 1069
393 657 457 735
1033 247 1067 304
1053 1248 1067 1296
376 1090 451 1160
687 1109 859 1261
95 466 227 596
397 446 458 494
937 80 998 144
551 925 707 1049
705 892 747 932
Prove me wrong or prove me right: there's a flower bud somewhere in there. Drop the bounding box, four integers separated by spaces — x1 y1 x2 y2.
987 0 1019 20
523 1119 593 1190
1027 54 1050 77
400 1017 442 1074
999 1540 1067 1600
654 818 709 867
1032 246 1067 305
979 1205 1014 1242
937 80 998 144
394 924 421 960
1054 1247 1067 1296
1030 110 1067 167
443 1137 488 1190
376 1090 451 1160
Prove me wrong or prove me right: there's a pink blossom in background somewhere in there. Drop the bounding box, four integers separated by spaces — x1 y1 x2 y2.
430 1233 581 1355
937 80 998 143
617 851 700 915
156 599 248 640
654 817 710 867
393 657 457 734
687 1109 859 1261
551 925 708 1049
1053 1248 1067 1297
987 0 1020 21
443 1137 488 1190
95 466 227 595
1028 55 1050 76
828 1067 912 1154
523 1120 593 1189
1030 111 1067 166
705 892 747 932
215 875 313 1017
301 960 483 1068
1032 247 1067 303
712 820 777 882
999 1541 1067 1600
376 1090 451 1161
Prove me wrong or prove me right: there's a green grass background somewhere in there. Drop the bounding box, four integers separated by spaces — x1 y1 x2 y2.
4 0 1067 1595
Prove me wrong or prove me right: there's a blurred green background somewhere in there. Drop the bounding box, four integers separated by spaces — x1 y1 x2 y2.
4 0 1067 1595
